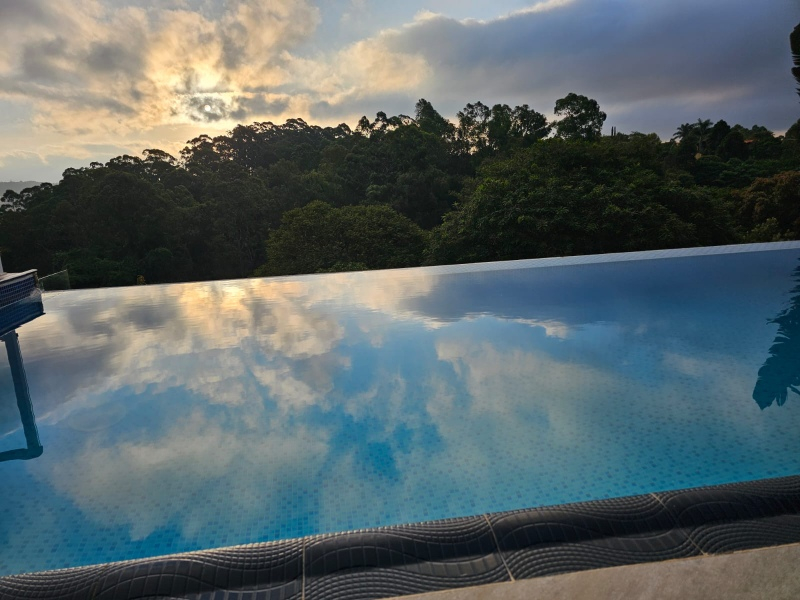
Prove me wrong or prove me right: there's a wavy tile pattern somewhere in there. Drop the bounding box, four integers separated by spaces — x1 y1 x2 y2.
0 563 108 600
304 516 509 600
657 476 800 554
489 493 700 578
2 475 800 600
0 539 303 600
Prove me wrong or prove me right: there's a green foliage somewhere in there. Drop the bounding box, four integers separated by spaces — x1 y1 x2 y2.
428 136 737 264
1 101 797 289
694 119 713 154
737 171 800 241
791 23 800 99
415 99 456 141
717 130 748 161
255 201 427 276
707 120 731 154
553 93 606 141
455 101 549 155
51 249 138 288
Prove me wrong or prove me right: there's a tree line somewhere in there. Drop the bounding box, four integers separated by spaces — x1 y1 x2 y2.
1 93 799 288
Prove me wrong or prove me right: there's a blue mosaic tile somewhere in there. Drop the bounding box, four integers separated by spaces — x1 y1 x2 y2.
3 244 800 575
2 476 800 599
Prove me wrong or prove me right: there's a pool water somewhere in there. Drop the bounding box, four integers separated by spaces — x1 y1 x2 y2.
2 243 800 575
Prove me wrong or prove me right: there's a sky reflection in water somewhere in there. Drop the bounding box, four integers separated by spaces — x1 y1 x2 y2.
2 248 800 574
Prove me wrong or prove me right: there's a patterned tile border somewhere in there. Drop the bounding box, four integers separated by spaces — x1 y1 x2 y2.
3 475 800 599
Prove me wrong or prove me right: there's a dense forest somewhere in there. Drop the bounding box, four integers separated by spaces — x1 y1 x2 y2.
1 93 799 288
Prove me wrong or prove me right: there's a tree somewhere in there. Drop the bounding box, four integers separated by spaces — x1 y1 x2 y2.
707 120 731 155
356 116 373 137
753 262 800 408
717 129 748 161
673 123 695 143
510 104 550 144
486 104 513 150
736 171 800 241
456 102 491 153
414 99 455 141
180 134 221 169
553 93 606 141
783 118 800 162
428 137 733 265
791 23 800 100
141 149 178 183
255 201 427 276
694 119 713 154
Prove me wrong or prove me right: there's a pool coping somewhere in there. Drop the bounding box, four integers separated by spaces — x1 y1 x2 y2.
2 474 800 600
409 240 800 276
40 241 800 293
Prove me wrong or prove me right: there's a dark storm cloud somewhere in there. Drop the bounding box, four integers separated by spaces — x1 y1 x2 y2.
383 0 799 134
0 0 54 26
0 75 136 116
229 95 291 121
19 37 71 83
219 22 249 71
1 77 136 116
85 41 144 75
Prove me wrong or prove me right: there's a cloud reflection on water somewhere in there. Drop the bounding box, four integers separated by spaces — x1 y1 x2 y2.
3 251 800 574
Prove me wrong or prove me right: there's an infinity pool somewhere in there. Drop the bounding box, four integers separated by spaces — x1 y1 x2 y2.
2 243 800 575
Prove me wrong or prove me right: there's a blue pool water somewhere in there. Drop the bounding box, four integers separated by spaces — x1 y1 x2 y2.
2 243 800 575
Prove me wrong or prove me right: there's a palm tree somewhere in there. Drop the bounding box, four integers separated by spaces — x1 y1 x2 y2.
791 23 800 100
672 123 695 143
754 263 800 409
695 118 713 154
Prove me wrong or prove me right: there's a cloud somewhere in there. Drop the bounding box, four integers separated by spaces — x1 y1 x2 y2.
382 0 798 135
3 0 795 181
508 0 576 18
0 0 53 25
281 35 429 109
40 409 330 541
0 0 321 134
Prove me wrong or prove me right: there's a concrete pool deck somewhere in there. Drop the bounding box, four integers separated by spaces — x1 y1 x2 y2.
396 542 800 600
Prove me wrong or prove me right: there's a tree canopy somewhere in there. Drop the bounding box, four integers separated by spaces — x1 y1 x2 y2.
0 94 798 286
792 22 800 99
553 93 607 141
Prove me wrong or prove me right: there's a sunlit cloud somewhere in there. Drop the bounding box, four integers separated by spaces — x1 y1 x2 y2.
507 0 577 18
0 0 320 135
1 0 796 181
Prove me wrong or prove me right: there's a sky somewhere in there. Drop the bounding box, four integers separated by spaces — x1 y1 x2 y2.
0 0 798 183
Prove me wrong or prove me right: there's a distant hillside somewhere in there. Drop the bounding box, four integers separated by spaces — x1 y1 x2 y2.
1 181 44 195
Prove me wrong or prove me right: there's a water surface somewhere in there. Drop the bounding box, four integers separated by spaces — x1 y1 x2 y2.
2 245 800 574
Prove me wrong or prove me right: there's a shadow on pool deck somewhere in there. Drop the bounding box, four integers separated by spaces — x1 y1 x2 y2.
2 474 800 599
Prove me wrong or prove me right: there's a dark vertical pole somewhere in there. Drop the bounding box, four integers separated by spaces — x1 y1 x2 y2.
2 331 43 458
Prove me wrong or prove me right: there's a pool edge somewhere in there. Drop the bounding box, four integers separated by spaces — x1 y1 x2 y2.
3 473 800 599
